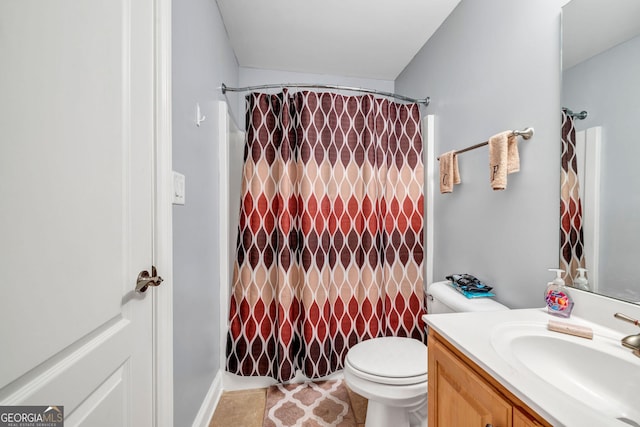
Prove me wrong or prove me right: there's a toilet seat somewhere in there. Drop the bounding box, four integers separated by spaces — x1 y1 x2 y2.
345 337 428 385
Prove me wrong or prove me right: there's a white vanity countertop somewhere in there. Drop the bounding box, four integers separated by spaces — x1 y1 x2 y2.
423 308 634 427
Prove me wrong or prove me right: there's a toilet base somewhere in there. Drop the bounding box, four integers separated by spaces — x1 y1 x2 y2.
365 401 407 427
364 400 427 427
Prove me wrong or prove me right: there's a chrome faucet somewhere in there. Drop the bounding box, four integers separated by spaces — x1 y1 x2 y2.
614 313 640 357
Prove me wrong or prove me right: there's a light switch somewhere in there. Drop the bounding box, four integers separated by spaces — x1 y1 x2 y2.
173 171 185 205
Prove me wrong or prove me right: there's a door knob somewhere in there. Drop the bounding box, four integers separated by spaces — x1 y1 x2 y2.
136 266 163 293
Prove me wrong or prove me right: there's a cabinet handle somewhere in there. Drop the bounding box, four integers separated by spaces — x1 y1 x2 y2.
486 425 493 427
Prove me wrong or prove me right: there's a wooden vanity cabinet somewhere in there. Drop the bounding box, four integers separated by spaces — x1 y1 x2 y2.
428 328 550 427
513 408 545 427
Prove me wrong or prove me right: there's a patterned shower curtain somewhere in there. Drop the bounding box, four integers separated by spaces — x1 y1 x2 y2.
226 90 425 382
560 110 585 285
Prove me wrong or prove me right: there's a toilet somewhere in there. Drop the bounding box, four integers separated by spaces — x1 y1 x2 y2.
343 280 508 427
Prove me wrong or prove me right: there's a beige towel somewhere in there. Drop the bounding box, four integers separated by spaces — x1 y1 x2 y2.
439 150 461 194
489 131 520 190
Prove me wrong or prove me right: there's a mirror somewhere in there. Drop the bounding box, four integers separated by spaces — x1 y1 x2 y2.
561 0 640 303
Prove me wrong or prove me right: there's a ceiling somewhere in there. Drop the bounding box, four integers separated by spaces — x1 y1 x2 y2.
215 0 462 81
563 0 640 69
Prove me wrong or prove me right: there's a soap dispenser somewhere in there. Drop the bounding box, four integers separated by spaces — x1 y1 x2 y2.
574 268 590 291
544 268 574 318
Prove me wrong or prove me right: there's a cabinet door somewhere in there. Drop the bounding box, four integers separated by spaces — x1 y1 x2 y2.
514 408 544 427
429 338 512 427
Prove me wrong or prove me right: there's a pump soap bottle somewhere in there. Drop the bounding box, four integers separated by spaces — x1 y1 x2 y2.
544 268 574 318
574 268 589 291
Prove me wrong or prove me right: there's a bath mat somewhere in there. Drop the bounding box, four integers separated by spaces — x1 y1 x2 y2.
262 379 357 427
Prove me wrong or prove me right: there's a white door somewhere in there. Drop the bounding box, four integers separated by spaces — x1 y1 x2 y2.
0 0 157 425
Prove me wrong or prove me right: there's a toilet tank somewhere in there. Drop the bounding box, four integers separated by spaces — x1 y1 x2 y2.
426 281 509 313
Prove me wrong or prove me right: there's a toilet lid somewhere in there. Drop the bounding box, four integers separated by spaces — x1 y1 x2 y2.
345 337 428 381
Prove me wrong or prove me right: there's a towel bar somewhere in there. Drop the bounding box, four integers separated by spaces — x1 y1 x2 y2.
436 128 534 160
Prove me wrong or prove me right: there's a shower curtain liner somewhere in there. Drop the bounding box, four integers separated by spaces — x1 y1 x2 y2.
226 89 425 382
560 110 585 285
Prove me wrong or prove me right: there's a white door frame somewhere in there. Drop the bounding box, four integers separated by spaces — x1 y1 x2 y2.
575 126 601 292
152 0 174 425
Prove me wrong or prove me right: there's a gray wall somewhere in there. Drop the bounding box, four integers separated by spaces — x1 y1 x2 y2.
396 0 565 309
562 34 640 301
172 0 239 424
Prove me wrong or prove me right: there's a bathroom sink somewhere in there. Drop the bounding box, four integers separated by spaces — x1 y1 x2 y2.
491 321 640 425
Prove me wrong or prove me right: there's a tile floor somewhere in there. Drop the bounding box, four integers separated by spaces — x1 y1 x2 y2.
209 385 368 427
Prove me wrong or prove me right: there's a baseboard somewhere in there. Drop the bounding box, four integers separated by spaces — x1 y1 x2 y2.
191 370 223 427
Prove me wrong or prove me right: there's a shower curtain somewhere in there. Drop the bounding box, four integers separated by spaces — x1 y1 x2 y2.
560 110 585 285
226 90 425 382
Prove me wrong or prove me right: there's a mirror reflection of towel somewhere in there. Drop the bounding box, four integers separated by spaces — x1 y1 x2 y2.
439 150 460 194
489 131 520 190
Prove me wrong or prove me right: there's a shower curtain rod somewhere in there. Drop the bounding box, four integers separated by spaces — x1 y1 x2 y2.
563 107 588 120
220 83 430 106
